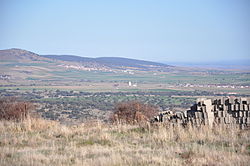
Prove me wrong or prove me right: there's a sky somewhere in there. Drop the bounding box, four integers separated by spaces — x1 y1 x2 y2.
0 0 249 63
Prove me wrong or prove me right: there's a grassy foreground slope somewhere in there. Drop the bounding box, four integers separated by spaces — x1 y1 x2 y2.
0 118 249 166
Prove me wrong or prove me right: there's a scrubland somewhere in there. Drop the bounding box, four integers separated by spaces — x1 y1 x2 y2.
0 117 249 166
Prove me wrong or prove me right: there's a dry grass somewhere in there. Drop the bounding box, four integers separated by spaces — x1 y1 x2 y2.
0 117 249 166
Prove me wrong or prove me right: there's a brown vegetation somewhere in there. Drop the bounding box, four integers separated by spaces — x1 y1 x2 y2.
0 118 249 166
0 99 249 165
0 97 34 121
110 101 158 124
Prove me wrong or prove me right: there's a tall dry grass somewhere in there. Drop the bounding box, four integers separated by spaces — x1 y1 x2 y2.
0 117 249 166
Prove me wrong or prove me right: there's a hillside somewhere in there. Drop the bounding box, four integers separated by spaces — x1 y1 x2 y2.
0 48 177 85
43 55 172 70
0 48 173 74
1 48 250 96
0 48 52 62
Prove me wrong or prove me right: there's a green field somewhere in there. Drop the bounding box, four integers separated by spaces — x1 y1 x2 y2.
1 59 250 96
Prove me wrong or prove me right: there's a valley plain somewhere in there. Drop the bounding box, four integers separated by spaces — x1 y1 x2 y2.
1 49 250 166
0 48 250 123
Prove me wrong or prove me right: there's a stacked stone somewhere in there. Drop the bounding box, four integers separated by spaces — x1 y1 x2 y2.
154 110 190 127
187 101 206 126
213 97 232 127
174 111 188 125
232 98 250 129
212 97 250 129
155 97 250 129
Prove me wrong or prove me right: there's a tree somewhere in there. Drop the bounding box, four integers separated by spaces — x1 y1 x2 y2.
0 97 34 121
110 101 158 124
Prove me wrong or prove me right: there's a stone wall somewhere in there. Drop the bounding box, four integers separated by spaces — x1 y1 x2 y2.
155 97 250 129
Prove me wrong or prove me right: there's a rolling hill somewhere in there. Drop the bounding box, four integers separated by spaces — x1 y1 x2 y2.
0 48 172 71
0 48 250 95
0 48 52 62
42 54 171 69
0 48 175 84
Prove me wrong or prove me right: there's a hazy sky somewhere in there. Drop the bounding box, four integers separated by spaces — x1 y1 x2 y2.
0 0 249 62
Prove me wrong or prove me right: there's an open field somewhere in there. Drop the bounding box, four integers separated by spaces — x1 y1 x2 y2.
0 118 249 166
0 82 249 94
1 50 250 96
1 60 250 95
2 65 250 85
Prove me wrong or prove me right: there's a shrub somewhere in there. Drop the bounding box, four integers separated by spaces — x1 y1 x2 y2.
110 101 158 124
0 97 34 121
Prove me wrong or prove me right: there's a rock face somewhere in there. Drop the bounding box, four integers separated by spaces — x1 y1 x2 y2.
155 97 250 129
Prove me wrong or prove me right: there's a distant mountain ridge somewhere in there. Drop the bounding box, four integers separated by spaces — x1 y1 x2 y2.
42 55 171 69
0 48 172 71
1 48 248 86
0 48 50 62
